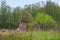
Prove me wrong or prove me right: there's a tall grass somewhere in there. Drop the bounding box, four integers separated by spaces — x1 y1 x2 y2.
0 31 60 40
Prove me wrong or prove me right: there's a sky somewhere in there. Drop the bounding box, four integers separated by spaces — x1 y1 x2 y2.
0 0 60 8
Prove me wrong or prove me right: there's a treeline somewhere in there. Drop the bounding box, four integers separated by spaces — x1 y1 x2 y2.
0 0 60 30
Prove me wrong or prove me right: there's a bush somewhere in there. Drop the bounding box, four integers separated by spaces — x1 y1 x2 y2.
27 12 57 30
34 12 57 30
21 12 33 23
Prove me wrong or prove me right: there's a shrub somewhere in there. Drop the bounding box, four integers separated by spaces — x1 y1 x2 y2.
26 12 57 30
21 12 33 23
34 12 57 30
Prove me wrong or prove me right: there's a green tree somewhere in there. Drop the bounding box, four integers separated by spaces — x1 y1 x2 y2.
12 7 21 29
0 0 7 28
44 1 60 23
24 3 41 17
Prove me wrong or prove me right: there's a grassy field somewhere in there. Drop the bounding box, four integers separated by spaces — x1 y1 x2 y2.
0 30 60 40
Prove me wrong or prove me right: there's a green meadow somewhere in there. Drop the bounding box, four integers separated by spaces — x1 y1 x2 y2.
0 31 60 40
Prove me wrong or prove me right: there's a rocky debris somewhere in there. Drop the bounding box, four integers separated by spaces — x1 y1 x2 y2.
16 22 27 32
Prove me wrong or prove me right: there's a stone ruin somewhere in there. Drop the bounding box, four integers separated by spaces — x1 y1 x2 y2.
16 22 27 32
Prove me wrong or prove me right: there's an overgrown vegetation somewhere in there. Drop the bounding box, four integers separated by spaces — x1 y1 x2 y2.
0 0 60 40
0 31 60 40
0 0 60 30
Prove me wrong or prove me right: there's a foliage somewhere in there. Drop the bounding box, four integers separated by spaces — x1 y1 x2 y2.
35 12 56 24
44 1 60 23
21 11 33 23
12 7 21 29
0 0 21 29
0 0 60 29
35 12 57 29
24 3 41 17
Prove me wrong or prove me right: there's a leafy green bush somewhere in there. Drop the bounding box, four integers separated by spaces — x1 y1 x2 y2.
21 13 33 23
27 12 57 30
34 12 57 29
35 12 55 23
